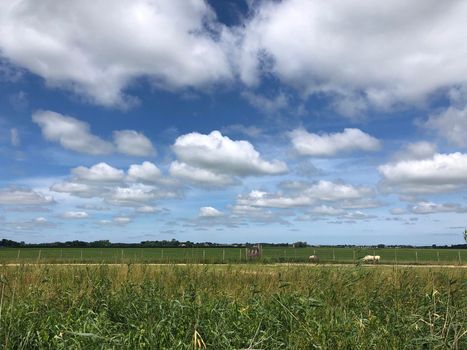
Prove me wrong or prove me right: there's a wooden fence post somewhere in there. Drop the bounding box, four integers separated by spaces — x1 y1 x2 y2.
222 249 225 263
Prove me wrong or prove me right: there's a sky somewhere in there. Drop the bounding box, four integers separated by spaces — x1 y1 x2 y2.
0 0 466 245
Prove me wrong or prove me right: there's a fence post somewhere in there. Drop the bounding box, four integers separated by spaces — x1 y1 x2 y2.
239 249 241 262
60 249 63 259
394 248 397 265
458 251 462 265
222 249 225 263
37 249 41 263
353 249 355 264
333 249 335 261
415 251 418 263
17 249 20 260
161 249 164 260
437 251 440 263
203 249 206 262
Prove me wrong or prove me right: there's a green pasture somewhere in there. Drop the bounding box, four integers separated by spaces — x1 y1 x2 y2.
0 246 465 264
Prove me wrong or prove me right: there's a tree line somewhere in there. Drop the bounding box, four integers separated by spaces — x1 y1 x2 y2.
0 238 466 249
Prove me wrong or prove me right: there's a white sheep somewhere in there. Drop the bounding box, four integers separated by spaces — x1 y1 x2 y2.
308 255 319 263
362 255 380 263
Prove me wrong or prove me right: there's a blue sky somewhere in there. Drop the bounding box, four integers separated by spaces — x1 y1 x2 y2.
0 0 466 244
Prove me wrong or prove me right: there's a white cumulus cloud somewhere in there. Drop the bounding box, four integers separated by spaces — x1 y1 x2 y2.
72 163 125 182
171 130 287 187
0 0 233 107
33 110 155 156
169 161 236 187
409 201 467 214
62 211 88 219
289 128 380 157
32 110 113 155
113 130 155 157
0 188 54 205
379 152 467 194
423 107 467 147
127 161 162 183
199 206 224 217
239 0 467 112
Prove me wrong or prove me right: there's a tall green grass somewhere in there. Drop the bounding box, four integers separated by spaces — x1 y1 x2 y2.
0 264 465 349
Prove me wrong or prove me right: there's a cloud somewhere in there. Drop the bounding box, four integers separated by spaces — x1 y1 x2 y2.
172 130 287 179
127 161 162 183
236 180 374 209
0 0 232 107
423 107 467 147
10 128 20 146
169 161 235 187
32 110 113 155
221 124 263 138
199 206 224 218
107 185 160 205
113 216 131 225
113 130 155 157
289 128 380 157
62 211 88 219
135 205 160 214
299 205 376 222
409 201 467 214
241 91 289 113
51 162 182 207
310 205 345 216
239 0 467 112
390 208 408 215
394 141 437 161
33 110 155 156
50 182 93 196
0 187 54 205
379 152 467 194
72 163 125 182
237 190 314 209
35 217 48 224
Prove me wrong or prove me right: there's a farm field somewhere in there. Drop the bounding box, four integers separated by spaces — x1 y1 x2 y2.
0 264 465 349
0 246 466 265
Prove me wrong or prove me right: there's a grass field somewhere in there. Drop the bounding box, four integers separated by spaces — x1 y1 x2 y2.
0 247 465 265
0 264 465 349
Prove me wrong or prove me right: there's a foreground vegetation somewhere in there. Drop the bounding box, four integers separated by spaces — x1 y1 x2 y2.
0 247 466 265
0 264 465 349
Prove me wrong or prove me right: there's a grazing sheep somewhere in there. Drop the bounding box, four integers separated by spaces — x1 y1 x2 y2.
308 255 319 263
362 255 380 263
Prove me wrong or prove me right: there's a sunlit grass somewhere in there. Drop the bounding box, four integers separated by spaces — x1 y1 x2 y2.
0 264 465 349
